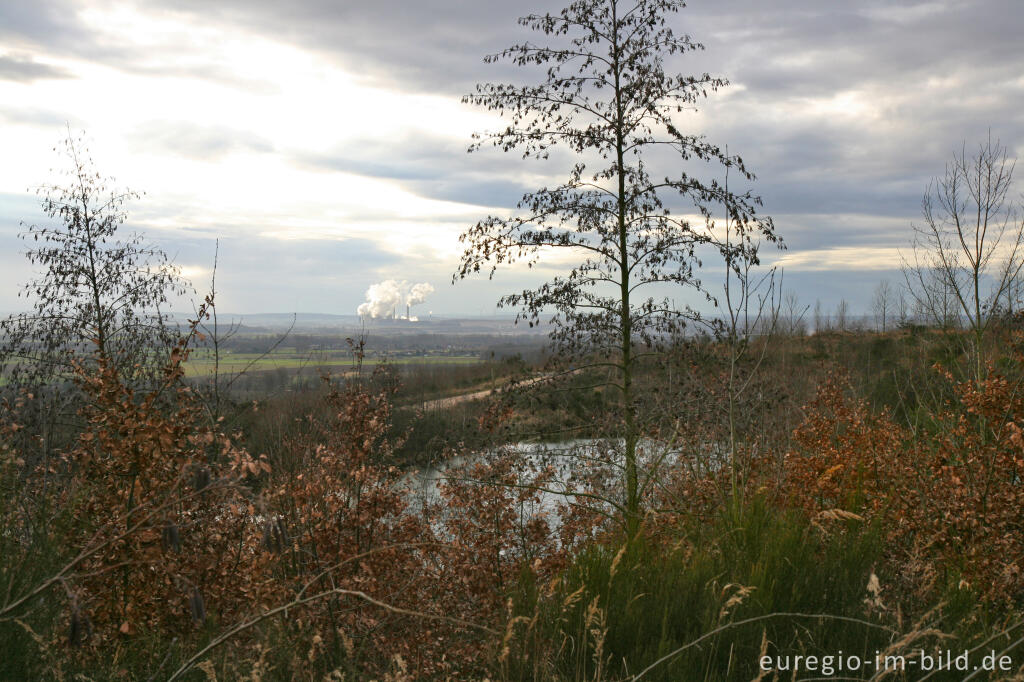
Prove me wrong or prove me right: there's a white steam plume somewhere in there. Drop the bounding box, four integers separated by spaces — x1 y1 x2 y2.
356 280 404 319
406 282 434 306
356 280 434 320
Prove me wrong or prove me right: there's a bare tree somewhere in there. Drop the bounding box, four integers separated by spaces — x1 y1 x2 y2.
835 299 850 332
720 162 781 489
1001 270 1024 317
895 289 910 327
456 0 778 535
782 290 808 336
901 136 1024 378
813 299 827 333
872 279 894 332
909 265 960 329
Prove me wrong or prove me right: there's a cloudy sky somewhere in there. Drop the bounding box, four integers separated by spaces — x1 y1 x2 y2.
1 0 1022 317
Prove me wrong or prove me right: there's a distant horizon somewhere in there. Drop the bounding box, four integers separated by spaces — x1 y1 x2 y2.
0 307 920 330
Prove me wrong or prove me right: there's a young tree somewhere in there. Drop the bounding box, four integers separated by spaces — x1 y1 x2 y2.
834 299 849 332
813 299 828 333
1001 274 1024 317
782 290 808 336
0 132 187 390
901 136 1024 379
456 0 777 534
871 279 894 332
908 266 959 330
895 288 910 328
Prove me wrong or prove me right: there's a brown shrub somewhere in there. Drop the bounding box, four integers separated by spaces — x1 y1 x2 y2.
781 359 1024 605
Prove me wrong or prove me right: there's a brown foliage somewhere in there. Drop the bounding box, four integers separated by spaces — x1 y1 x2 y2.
57 305 270 653
4 298 584 678
781 351 1024 604
229 368 570 677
258 370 448 675
785 373 906 516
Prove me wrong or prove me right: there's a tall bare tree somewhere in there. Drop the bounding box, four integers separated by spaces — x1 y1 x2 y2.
902 136 1024 378
456 0 777 534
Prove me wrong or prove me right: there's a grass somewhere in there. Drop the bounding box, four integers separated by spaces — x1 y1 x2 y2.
501 495 1014 681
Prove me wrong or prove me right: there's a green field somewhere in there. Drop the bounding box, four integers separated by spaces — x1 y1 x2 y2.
181 349 482 377
0 349 483 383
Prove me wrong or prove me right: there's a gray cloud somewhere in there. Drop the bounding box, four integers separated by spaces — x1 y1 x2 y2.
0 54 71 82
123 0 1024 110
141 228 471 315
293 132 574 209
136 0 555 95
686 0 1023 87
0 1 273 90
240 0 1022 223
0 2 88 50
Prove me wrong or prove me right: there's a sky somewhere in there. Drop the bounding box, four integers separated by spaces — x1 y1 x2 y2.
1 0 1022 318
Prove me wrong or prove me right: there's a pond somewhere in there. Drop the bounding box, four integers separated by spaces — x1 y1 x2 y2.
402 438 709 530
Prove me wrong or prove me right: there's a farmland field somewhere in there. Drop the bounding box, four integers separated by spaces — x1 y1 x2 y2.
181 347 483 377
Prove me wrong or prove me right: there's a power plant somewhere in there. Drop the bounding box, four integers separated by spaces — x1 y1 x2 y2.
356 279 434 321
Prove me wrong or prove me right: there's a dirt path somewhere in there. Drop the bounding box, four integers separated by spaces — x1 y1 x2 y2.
419 387 497 411
416 371 574 411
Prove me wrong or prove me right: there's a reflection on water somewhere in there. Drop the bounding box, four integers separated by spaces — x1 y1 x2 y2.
401 438 704 531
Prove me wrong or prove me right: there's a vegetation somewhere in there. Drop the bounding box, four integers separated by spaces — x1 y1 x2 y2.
3 4 1024 682
7 316 1024 679
0 133 187 475
901 135 1024 380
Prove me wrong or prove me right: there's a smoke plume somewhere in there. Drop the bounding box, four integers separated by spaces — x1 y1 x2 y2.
406 282 434 306
356 280 434 320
